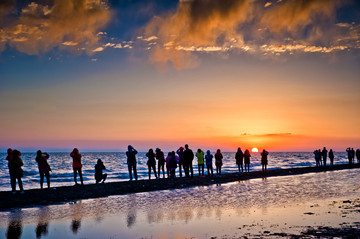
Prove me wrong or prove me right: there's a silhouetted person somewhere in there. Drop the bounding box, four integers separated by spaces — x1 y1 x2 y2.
322 147 328 167
215 149 223 175
346 147 353 164
205 150 214 176
314 149 321 167
155 148 165 178
95 159 107 183
244 149 251 172
318 149 322 166
261 149 269 173
176 147 185 177
70 148 83 185
126 145 138 180
35 150 51 189
165 152 171 177
7 149 24 194
356 149 360 164
196 149 205 176
313 149 320 167
146 149 157 180
169 151 178 179
351 148 355 163
235 147 244 172
183 144 194 177
329 149 334 166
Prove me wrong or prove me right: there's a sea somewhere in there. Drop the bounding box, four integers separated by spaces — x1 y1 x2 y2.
0 151 352 191
0 151 359 238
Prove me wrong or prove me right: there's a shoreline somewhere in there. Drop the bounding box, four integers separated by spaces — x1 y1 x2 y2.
0 163 359 211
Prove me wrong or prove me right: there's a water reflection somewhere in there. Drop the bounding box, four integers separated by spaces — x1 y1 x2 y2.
35 207 49 238
0 169 359 238
70 202 83 234
126 194 137 228
71 220 81 234
178 208 193 224
6 210 22 239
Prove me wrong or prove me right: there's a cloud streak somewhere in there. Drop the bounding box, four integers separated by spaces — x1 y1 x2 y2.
0 0 112 55
142 0 358 70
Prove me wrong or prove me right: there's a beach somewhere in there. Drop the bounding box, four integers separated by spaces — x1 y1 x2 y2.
0 151 353 192
1 165 360 238
0 163 359 211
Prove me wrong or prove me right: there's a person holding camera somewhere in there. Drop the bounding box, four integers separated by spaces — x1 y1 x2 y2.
36 150 52 189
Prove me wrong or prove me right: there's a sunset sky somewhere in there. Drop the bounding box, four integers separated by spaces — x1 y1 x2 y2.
0 0 359 152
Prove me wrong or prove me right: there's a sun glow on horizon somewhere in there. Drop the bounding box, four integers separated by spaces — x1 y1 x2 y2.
252 147 259 153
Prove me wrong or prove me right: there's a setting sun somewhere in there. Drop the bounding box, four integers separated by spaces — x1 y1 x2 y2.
252 147 259 153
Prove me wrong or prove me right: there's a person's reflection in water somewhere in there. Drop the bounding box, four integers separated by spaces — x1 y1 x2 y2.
70 201 83 234
6 210 23 239
71 220 81 234
126 194 137 228
215 207 222 221
36 207 50 238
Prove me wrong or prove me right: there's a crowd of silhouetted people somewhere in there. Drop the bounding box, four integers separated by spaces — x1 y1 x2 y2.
4 145 360 193
313 147 360 167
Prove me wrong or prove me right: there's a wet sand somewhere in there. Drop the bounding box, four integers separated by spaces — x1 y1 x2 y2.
1 163 359 211
242 198 360 238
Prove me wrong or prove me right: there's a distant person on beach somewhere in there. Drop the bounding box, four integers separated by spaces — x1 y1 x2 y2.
165 152 172 178
183 144 194 177
351 148 355 164
155 148 165 178
313 149 320 167
70 148 83 185
7 149 24 194
169 151 178 179
235 147 244 172
318 149 323 166
35 150 51 189
126 145 138 180
95 159 107 184
195 149 205 176
322 147 328 167
176 147 185 177
356 149 360 164
261 149 269 173
215 149 223 175
329 149 334 166
205 150 214 176
146 149 157 180
346 147 353 164
244 149 251 172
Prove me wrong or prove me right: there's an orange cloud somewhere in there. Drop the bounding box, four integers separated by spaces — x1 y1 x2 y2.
0 0 15 52
143 0 353 70
0 0 112 55
143 0 254 70
260 0 341 34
